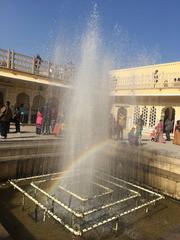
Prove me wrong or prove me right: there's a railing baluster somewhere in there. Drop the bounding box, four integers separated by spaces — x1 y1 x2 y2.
47 61 50 77
7 49 11 68
11 49 14 69
0 47 75 84
32 57 35 74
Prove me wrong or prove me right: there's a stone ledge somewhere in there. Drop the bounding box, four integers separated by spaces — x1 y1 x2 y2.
0 152 61 163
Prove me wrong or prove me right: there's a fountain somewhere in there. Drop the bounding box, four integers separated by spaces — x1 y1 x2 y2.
8 5 164 239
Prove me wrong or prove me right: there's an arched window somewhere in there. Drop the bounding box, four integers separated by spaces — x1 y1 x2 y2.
16 92 30 109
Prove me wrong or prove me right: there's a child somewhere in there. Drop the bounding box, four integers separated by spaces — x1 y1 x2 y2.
36 110 43 134
150 127 157 142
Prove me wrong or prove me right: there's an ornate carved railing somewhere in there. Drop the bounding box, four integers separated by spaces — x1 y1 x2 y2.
111 71 180 90
0 48 75 83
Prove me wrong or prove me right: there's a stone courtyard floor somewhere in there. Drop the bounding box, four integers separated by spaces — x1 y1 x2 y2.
3 124 180 159
0 124 180 240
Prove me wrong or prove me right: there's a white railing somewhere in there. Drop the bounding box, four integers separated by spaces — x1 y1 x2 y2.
111 72 180 90
0 48 75 84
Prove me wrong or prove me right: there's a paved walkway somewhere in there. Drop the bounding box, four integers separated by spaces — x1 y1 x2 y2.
3 124 58 141
2 124 180 159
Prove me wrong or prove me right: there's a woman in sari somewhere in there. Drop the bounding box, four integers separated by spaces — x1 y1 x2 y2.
155 120 166 143
173 120 180 146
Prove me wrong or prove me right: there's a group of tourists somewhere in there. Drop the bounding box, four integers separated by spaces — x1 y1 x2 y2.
0 101 21 139
35 104 64 137
128 115 144 145
109 112 180 146
150 119 180 145
0 100 64 139
0 102 29 139
109 113 144 145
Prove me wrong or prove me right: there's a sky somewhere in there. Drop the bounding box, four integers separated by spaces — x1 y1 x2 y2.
1 0 180 68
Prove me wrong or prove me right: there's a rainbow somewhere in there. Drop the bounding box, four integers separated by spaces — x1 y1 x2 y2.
47 139 112 193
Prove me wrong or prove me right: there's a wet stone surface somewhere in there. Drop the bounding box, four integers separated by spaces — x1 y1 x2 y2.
0 173 180 240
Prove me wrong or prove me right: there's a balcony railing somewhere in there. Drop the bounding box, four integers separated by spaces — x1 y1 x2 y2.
111 72 180 90
0 48 75 83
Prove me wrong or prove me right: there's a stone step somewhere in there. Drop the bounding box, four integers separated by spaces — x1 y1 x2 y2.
0 139 64 182
0 153 63 181
117 144 180 175
0 139 62 157
97 142 180 200
0 152 61 163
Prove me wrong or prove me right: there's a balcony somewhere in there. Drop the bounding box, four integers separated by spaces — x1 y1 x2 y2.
0 48 75 84
111 74 180 90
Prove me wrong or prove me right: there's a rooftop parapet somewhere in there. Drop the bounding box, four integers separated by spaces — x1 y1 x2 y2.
0 48 75 84
110 62 180 90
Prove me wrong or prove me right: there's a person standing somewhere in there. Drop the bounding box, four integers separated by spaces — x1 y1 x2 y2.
42 103 51 134
0 101 12 139
34 55 42 74
13 107 21 133
19 104 25 123
116 114 125 140
50 107 58 133
36 110 43 134
136 114 144 143
0 105 6 136
173 120 180 146
164 118 173 141
155 120 166 143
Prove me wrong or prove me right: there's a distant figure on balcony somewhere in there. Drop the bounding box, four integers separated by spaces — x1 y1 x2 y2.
34 54 42 74
153 69 159 88
173 120 180 146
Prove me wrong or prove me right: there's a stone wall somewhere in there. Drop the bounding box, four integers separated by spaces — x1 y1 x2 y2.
97 142 180 200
